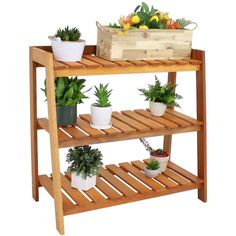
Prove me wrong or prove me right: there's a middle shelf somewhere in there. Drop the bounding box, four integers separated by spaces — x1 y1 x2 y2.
38 108 203 148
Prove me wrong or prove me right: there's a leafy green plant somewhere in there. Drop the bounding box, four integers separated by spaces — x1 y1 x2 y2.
55 26 81 41
176 18 194 29
154 148 165 155
66 145 103 179
42 76 90 106
94 83 112 107
146 159 160 170
138 76 182 107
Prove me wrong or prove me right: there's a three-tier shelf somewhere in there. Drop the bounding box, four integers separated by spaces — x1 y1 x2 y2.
29 45 207 235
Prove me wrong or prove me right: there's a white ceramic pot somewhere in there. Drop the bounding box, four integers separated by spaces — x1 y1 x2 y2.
50 37 86 62
71 172 96 191
144 167 161 178
90 104 112 129
149 101 167 116
150 153 170 172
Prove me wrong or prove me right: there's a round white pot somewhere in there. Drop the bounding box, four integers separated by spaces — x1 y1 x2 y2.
50 37 86 62
90 104 112 129
150 153 170 172
144 167 161 178
149 101 167 116
71 172 96 191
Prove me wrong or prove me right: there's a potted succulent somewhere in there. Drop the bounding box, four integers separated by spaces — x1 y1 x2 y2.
49 26 86 61
144 158 161 178
139 76 182 116
66 145 103 191
140 138 169 172
42 76 90 126
90 83 112 129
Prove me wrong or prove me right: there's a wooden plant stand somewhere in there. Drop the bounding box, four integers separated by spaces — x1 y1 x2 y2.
30 45 207 235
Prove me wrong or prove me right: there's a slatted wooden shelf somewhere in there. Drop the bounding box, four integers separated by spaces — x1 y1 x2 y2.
37 108 203 148
39 160 203 216
33 46 202 76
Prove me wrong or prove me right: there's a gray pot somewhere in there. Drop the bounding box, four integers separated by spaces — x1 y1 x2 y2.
56 105 77 126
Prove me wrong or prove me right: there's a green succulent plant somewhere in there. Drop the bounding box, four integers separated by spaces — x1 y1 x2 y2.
55 26 81 41
138 76 182 107
94 83 112 107
146 159 160 170
66 145 103 179
41 76 90 106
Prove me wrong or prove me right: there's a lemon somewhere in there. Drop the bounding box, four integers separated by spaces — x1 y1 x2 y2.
150 15 159 23
139 25 149 30
131 15 141 24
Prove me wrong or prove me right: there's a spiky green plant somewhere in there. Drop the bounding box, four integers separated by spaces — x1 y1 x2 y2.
176 18 193 29
66 146 103 179
55 26 81 41
94 83 112 107
138 76 182 107
146 159 160 170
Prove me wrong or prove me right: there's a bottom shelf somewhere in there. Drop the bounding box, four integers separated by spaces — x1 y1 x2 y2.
39 160 203 216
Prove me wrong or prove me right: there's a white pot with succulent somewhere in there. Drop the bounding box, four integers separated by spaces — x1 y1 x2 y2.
139 75 182 116
49 26 86 62
90 83 112 129
144 158 161 178
66 145 103 191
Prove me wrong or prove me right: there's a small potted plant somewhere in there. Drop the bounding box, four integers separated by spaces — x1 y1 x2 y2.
139 76 182 116
49 26 86 61
140 138 169 172
90 83 112 129
66 145 103 191
42 76 90 126
144 158 160 178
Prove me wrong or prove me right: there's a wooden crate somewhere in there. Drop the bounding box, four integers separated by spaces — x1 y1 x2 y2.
96 26 193 61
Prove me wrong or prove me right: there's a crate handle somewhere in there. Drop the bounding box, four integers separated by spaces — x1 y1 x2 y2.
186 22 198 30
96 21 109 32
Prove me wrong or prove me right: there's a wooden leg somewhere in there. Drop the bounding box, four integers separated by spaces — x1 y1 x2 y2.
30 48 39 201
45 56 65 234
193 49 207 202
163 72 177 155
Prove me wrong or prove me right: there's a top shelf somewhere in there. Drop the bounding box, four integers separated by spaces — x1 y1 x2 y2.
31 46 202 77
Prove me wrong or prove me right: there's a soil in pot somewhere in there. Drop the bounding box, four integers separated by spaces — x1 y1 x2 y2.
56 105 77 126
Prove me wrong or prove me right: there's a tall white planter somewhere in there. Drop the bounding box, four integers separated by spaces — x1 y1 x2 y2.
50 37 86 62
90 104 112 129
149 101 167 116
150 153 170 172
71 172 96 191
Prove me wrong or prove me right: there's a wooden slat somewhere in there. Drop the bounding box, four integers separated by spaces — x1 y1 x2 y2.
111 117 136 133
37 118 71 142
60 174 90 205
62 61 85 68
159 60 176 65
80 58 102 68
143 60 163 65
127 60 148 66
112 111 151 131
133 160 178 188
119 162 165 191
134 109 178 128
106 164 150 193
121 110 163 130
76 117 104 137
185 59 202 65
99 167 135 197
168 162 202 183
96 178 121 200
61 126 88 139
83 55 118 67
80 114 120 135
171 59 189 65
163 169 192 186
39 175 74 209
166 108 203 125
114 60 134 67
53 60 69 69
162 112 192 127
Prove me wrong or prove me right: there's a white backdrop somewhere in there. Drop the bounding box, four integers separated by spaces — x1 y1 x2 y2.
1 0 236 235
